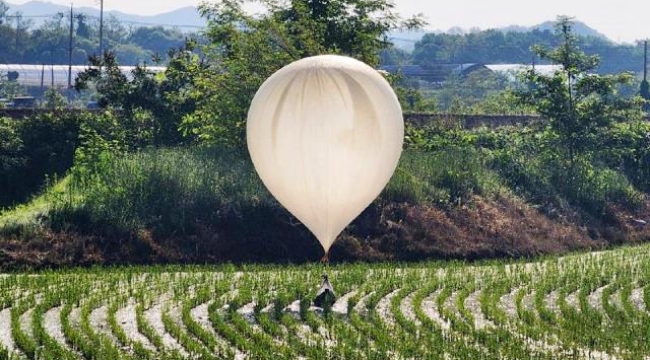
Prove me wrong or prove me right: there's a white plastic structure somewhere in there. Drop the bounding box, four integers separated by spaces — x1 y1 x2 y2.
247 55 404 255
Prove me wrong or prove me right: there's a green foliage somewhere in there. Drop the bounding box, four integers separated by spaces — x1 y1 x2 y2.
0 70 25 100
75 46 203 146
497 150 642 214
467 91 536 115
384 148 502 205
41 87 67 109
402 122 647 217
54 143 508 239
391 73 437 112
395 87 437 112
74 13 91 38
3 246 650 358
0 109 134 210
595 121 650 192
515 16 643 164
64 147 271 235
75 52 130 107
412 25 645 75
46 110 648 232
489 128 644 215
0 2 193 65
180 0 424 147
0 111 82 208
128 26 186 58
436 69 511 113
71 111 127 185
0 117 26 205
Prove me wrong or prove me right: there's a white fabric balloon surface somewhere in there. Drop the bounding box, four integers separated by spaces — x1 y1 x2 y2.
247 55 404 255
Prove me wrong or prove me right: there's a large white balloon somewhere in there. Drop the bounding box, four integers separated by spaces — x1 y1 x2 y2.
247 55 403 254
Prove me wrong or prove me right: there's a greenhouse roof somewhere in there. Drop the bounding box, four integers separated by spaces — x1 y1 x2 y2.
485 64 563 78
0 64 166 88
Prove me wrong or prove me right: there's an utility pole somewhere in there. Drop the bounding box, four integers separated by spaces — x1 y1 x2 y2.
641 40 650 110
99 0 104 55
643 40 648 82
68 4 74 89
14 14 18 49
532 55 536 72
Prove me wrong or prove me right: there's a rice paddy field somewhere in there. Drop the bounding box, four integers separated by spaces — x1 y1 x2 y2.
1 244 650 360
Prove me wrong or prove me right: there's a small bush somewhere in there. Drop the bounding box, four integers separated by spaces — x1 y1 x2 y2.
0 112 82 207
61 147 271 235
385 147 503 206
485 128 645 217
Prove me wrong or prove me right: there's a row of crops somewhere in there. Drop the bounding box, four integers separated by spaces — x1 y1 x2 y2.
1 244 649 359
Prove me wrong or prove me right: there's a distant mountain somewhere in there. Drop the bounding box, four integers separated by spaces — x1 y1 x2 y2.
390 19 611 52
6 1 206 30
7 3 609 46
501 20 610 42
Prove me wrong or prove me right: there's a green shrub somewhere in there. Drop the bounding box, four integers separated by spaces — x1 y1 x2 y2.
61 146 272 235
0 112 82 208
384 147 502 205
488 137 644 216
595 121 650 193
0 117 26 206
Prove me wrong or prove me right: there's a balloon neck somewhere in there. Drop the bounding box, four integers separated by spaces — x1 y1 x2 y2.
320 252 330 265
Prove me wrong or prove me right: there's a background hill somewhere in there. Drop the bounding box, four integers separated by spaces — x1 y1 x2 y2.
501 20 610 41
6 2 608 46
390 20 610 52
6 0 206 30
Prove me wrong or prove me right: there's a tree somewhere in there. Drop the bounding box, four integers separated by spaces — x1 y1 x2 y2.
0 70 24 99
515 16 642 165
75 41 206 147
641 41 650 109
0 1 8 24
30 13 72 64
41 86 67 109
179 0 425 146
128 26 186 59
0 117 26 205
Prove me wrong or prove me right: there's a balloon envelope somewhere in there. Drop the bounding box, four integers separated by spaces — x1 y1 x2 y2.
247 55 403 254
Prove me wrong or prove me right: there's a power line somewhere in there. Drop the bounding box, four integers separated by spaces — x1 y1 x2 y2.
116 20 204 29
5 14 61 18
4 12 205 29
81 13 206 29
389 37 419 43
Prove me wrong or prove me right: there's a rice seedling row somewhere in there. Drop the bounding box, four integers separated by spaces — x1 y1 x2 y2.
1 245 650 359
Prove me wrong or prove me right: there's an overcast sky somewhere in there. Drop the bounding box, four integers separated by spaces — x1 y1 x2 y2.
8 0 650 44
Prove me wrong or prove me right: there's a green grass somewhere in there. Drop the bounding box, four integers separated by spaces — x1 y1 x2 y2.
1 126 648 267
4 128 643 238
0 175 74 235
384 146 504 205
2 145 506 235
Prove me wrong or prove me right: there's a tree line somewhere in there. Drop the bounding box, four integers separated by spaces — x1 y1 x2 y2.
387 26 647 75
0 0 191 65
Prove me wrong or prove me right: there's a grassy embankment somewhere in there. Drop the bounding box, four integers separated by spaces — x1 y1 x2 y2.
1 121 649 269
